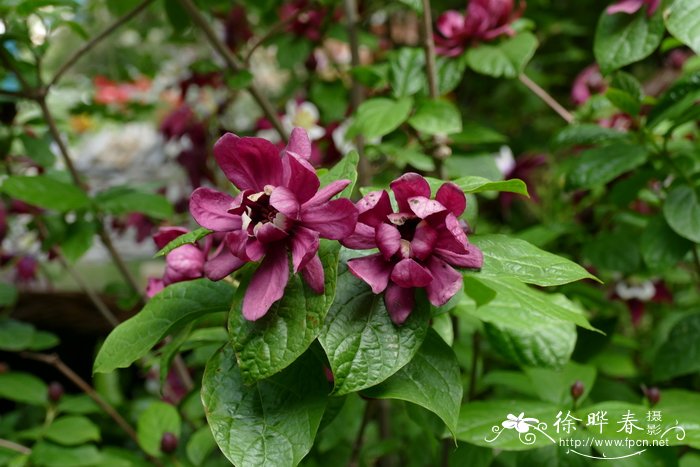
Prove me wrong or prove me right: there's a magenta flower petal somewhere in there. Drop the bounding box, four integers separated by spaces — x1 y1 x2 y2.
437 10 466 38
304 179 351 208
407 196 447 219
424 256 463 306
214 133 283 191
301 253 325 293
164 244 205 284
434 213 470 251
391 258 433 288
190 187 242 231
282 152 320 204
342 222 377 250
390 173 431 212
286 127 312 160
290 226 320 273
411 221 438 260
301 198 358 240
384 283 415 325
376 223 401 260
606 0 644 15
254 222 289 244
244 238 266 262
146 278 164 298
204 245 246 280
242 245 290 320
153 227 188 249
269 186 300 219
348 253 393 293
436 183 466 216
435 243 484 269
357 190 393 227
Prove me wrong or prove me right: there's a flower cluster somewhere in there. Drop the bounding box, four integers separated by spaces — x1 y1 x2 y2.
164 130 484 324
342 173 483 324
435 0 525 57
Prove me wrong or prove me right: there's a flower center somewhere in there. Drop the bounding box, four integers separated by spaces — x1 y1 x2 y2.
241 188 291 237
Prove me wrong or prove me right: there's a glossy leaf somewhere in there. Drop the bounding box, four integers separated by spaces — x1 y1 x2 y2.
640 215 692 271
666 0 700 54
0 372 47 405
408 98 462 135
663 184 700 243
426 176 528 196
154 227 212 257
567 143 649 189
552 124 628 148
1 175 90 212
137 402 181 457
653 313 700 381
470 234 599 286
94 186 173 219
389 47 425 98
348 97 413 140
93 279 235 373
45 416 101 446
201 346 328 467
362 329 462 435
466 32 538 79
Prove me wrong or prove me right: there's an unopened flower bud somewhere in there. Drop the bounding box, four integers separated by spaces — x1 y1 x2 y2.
570 380 584 400
160 432 178 454
48 382 64 403
646 387 661 406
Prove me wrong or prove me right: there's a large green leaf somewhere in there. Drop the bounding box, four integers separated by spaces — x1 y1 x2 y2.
647 71 700 128
552 124 628 149
30 443 102 467
466 32 538 79
666 0 700 54
94 186 173 219
318 256 430 395
0 372 48 405
362 329 462 435
348 97 413 140
201 346 328 467
229 240 340 383
425 176 528 196
389 47 425 98
663 184 700 243
93 279 235 373
0 318 35 351
470 234 599 287
653 313 700 381
19 133 56 168
137 402 181 457
45 416 101 446
408 98 462 135
525 362 597 406
567 143 649 189
1 175 90 212
640 215 692 271
456 400 559 450
594 8 665 74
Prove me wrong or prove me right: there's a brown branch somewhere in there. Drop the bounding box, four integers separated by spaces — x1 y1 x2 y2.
0 439 31 456
0 46 35 94
48 0 155 88
343 0 370 188
177 0 288 143
519 74 574 124
420 0 439 99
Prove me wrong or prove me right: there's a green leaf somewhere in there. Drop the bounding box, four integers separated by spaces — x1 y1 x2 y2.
525 362 597 405
426 175 528 196
594 8 665 74
19 133 56 168
408 98 462 135
30 443 102 467
640 215 692 271
567 143 649 189
163 0 190 31
605 87 641 115
318 151 359 198
389 47 425 98
0 282 18 307
456 400 559 450
451 122 507 145
94 186 173 219
362 329 462 435
1 175 90 212
653 389 700 449
93 279 235 373
45 416 100 446
653 313 700 381
663 184 700 243
137 401 181 457
551 124 628 149
229 240 340 382
666 0 700 54
28 330 60 350
466 32 538 79
647 71 700 127
201 346 328 467
0 372 47 405
319 256 430 395
470 234 599 286
61 219 96 263
436 55 467 95
154 227 212 257
348 97 413 140
57 395 100 415
0 318 35 351
583 230 643 274
186 427 215 465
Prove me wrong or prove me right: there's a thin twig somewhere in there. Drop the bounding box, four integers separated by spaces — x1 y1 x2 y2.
177 0 288 142
519 74 574 124
0 46 34 93
348 400 374 467
343 0 369 188
48 0 155 88
243 4 313 64
0 439 31 456
420 0 439 99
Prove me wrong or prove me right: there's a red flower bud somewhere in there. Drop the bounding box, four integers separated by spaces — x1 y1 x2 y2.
570 380 584 400
160 432 178 454
48 382 64 403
